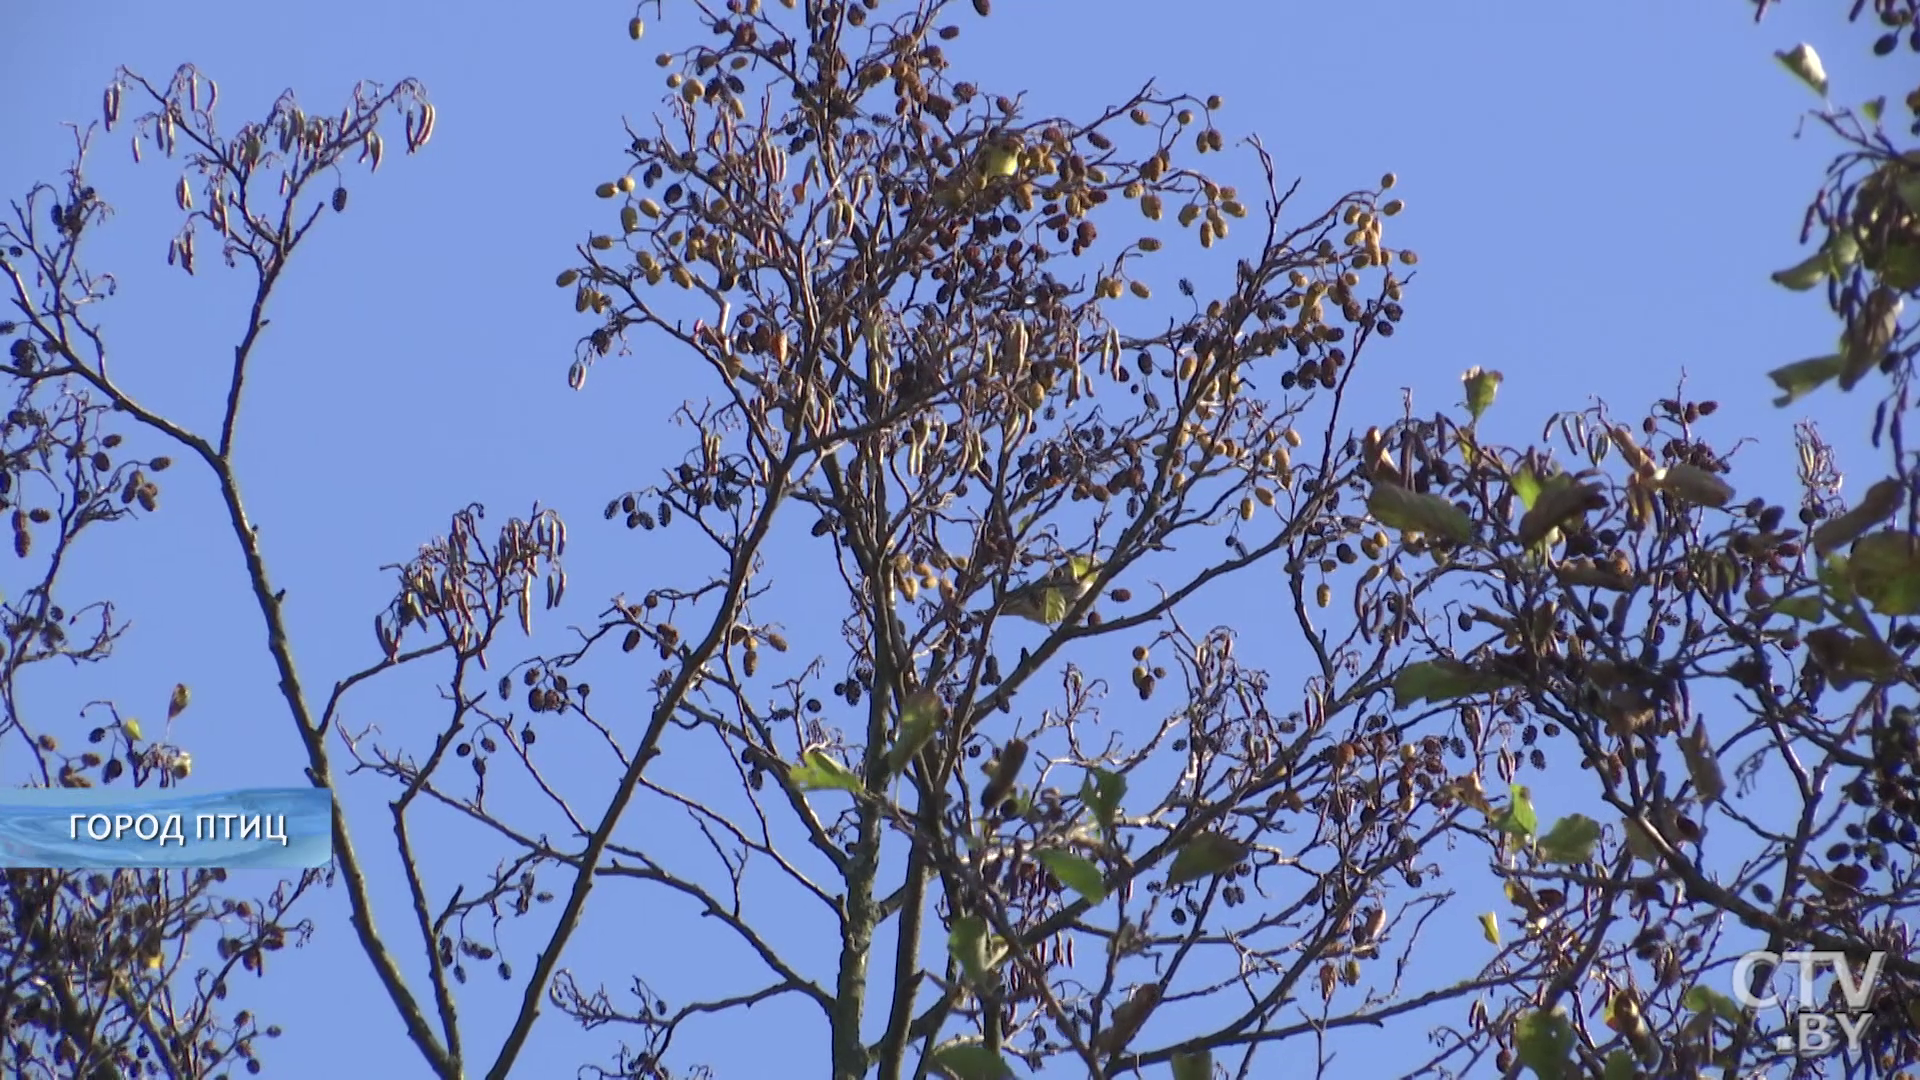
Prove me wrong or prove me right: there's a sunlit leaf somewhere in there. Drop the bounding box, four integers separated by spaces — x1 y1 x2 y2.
889 689 945 776
1863 96 1885 125
1679 719 1726 803
1770 248 1831 290
1166 831 1248 885
1770 594 1826 622
1514 1009 1575 1080
168 683 191 721
1081 768 1126 838
123 717 144 743
1517 477 1606 548
1768 355 1844 407
1848 530 1920 615
1479 912 1500 945
1878 241 1920 291
1511 468 1543 511
1369 483 1474 543
791 749 864 794
1805 625 1903 688
1536 814 1602 864
1489 784 1537 842
1682 984 1743 1023
1036 850 1106 905
1463 366 1502 423
1841 286 1902 391
930 1040 1015 1080
1654 464 1734 508
1775 43 1829 98
947 915 1006 990
1393 659 1516 708
1170 1050 1213 1080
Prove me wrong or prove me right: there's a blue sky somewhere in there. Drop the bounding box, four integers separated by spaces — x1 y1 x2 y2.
0 1 1897 1076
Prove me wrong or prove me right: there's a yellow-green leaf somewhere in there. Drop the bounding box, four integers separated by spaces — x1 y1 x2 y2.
1769 354 1844 407
1489 784 1537 841
1463 366 1502 423
1841 285 1902 391
1536 814 1602 864
123 717 144 743
1771 248 1832 290
1770 594 1826 622
1654 464 1733 508
1517 477 1606 548
1682 984 1743 1023
1394 659 1515 709
947 915 1006 990
1877 241 1920 291
889 690 944 776
930 1040 1015 1080
1036 850 1106 905
1775 43 1828 98
1848 530 1920 615
1369 484 1473 543
167 683 190 720
1479 912 1500 945
1170 1050 1213 1080
1081 767 1126 838
1166 831 1248 885
792 749 864 794
1514 1009 1575 1080
1603 1049 1635 1080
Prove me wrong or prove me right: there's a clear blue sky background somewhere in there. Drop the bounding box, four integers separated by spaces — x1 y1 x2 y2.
0 1 1896 1077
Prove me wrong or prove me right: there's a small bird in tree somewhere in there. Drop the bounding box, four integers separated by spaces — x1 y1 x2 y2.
995 555 1101 626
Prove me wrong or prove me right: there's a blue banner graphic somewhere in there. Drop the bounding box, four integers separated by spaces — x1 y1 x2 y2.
0 787 333 869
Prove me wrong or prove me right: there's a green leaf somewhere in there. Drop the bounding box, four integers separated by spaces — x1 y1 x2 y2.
1654 463 1734 508
947 915 1005 990
791 749 864 794
1771 248 1831 290
1878 240 1920 291
1479 912 1500 945
1036 850 1107 905
1393 659 1515 709
889 690 945 776
1368 484 1474 543
1536 814 1602 864
1489 784 1537 842
1170 1049 1213 1080
1603 1049 1636 1080
1514 1009 1576 1080
1770 594 1826 622
1841 286 1903 391
1863 96 1885 125
1517 476 1607 548
1774 43 1828 98
1463 366 1502 423
1166 831 1248 886
1511 467 1543 511
929 1040 1016 1080
1768 355 1844 407
1848 530 1920 615
1081 768 1126 837
1682 984 1743 1024
1815 478 1906 555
